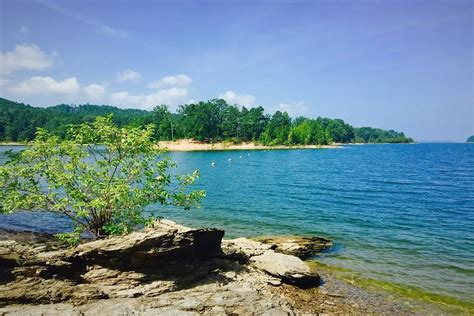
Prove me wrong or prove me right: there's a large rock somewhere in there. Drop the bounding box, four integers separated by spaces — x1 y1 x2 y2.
0 220 322 311
221 238 272 262
250 251 320 288
221 237 320 288
0 220 226 306
253 236 332 259
64 219 225 268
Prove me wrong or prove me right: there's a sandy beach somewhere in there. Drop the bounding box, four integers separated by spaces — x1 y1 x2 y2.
158 139 341 151
0 140 341 151
0 142 25 146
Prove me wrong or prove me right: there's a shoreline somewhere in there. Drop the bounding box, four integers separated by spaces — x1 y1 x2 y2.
0 226 468 315
0 142 25 146
158 139 341 151
0 141 420 150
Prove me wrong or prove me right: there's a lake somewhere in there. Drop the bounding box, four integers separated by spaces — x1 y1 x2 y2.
1 143 473 308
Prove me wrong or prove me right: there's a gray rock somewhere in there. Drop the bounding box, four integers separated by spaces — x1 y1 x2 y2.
67 221 225 268
221 237 272 262
250 251 320 288
0 221 317 314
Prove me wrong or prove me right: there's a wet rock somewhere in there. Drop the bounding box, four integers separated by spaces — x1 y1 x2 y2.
250 251 320 288
254 236 333 259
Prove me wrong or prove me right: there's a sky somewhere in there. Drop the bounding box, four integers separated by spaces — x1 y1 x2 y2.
0 0 472 141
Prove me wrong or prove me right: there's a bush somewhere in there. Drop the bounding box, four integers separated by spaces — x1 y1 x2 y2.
0 116 205 245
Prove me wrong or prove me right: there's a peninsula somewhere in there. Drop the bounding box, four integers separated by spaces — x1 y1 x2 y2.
0 98 413 146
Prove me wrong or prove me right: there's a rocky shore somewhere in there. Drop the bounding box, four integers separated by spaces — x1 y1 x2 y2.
0 221 445 315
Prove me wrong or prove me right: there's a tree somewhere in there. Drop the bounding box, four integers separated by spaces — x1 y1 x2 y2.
178 99 227 141
241 106 267 141
0 116 205 245
353 127 413 143
260 111 291 145
152 105 174 140
221 105 241 139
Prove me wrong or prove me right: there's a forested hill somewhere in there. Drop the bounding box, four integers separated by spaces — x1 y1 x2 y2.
0 98 149 140
0 98 413 144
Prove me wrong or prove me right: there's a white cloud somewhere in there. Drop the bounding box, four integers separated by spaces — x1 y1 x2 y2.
7 76 80 95
278 101 308 117
83 84 106 101
218 90 256 107
0 44 55 75
0 69 191 110
117 69 141 82
110 87 188 110
148 74 192 89
3 71 192 110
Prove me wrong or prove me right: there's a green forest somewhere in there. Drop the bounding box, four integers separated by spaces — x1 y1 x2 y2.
0 98 413 145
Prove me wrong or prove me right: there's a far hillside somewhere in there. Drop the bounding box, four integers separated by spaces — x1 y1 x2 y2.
467 136 474 143
0 98 414 145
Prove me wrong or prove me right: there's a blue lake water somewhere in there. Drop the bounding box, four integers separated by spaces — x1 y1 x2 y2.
1 143 473 306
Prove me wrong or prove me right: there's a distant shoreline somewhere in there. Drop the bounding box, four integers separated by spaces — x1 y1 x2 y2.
158 139 342 151
0 142 24 146
0 141 433 150
0 140 341 150
5 141 466 150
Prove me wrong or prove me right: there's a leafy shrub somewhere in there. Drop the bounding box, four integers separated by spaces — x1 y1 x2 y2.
0 116 205 245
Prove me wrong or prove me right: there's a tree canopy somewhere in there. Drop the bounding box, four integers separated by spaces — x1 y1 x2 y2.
0 97 413 145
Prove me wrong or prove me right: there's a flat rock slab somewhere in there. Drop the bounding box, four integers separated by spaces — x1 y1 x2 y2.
253 236 332 259
0 271 296 315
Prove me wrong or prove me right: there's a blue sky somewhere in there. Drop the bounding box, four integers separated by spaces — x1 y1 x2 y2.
0 0 472 141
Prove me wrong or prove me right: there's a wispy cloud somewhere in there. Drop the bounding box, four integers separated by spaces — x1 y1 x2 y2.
117 69 141 82
35 0 128 39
